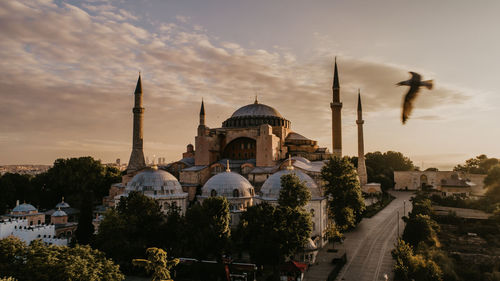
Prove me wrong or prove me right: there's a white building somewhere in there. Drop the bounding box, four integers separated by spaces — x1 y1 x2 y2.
0 203 67 246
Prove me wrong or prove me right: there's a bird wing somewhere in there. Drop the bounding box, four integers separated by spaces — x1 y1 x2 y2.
402 84 420 124
409 72 421 82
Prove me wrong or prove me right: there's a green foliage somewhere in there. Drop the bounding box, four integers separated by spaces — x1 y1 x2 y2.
184 197 231 260
94 191 165 271
237 203 312 268
365 151 415 191
0 236 26 278
33 157 121 208
425 167 439 172
75 195 95 245
485 165 500 187
363 193 395 218
0 173 35 215
410 198 433 218
133 248 179 281
0 237 124 281
403 213 439 248
278 173 311 209
392 239 443 281
454 154 499 175
321 156 365 231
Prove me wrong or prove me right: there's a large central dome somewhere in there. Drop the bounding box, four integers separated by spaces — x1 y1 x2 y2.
231 102 283 118
222 100 290 129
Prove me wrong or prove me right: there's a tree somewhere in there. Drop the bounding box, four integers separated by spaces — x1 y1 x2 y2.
133 248 179 281
392 239 443 281
402 214 439 248
0 173 35 215
0 237 124 281
94 191 165 271
365 151 415 191
485 164 500 187
32 157 121 209
425 167 439 172
454 154 499 174
278 173 311 209
321 156 365 231
237 203 311 280
74 193 95 245
184 197 231 260
0 236 26 278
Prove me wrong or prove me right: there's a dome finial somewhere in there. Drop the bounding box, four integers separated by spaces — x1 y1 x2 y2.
254 94 258 104
287 155 294 170
226 160 231 172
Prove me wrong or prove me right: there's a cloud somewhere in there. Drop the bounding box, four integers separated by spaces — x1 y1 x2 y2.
0 0 475 164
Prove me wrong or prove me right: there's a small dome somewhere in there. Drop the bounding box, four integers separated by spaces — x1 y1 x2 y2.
56 200 70 209
52 209 67 217
127 167 184 196
231 102 283 118
260 169 321 199
12 203 37 213
202 171 254 198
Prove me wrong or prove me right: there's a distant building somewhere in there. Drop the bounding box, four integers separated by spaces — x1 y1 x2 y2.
394 171 485 196
0 201 68 246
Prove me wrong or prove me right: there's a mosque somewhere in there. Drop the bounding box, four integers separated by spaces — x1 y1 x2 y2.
106 59 379 252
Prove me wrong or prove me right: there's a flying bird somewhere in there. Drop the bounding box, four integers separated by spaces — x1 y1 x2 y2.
397 72 433 124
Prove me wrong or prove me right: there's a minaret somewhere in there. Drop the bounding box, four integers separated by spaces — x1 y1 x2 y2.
330 57 342 157
127 74 146 173
356 90 368 186
199 98 205 126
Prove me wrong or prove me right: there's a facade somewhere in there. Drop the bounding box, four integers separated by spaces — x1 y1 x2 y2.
394 171 485 196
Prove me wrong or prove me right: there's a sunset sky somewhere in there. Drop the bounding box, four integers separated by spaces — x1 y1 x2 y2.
1 0 499 169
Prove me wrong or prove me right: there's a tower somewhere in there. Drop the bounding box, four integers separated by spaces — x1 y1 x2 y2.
127 74 146 173
356 90 368 186
330 57 342 157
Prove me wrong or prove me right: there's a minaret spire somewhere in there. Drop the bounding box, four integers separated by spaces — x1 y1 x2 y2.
330 57 343 158
357 89 368 186
127 73 146 174
199 98 205 126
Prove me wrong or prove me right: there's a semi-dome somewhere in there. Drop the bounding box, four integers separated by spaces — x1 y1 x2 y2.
260 169 322 199
201 171 255 198
222 100 290 129
12 203 37 213
127 166 184 196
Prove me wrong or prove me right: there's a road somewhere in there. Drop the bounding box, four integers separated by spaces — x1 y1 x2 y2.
304 191 413 281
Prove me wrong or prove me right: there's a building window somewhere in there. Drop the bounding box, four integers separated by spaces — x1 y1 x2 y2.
211 189 217 197
233 189 240 198
312 222 316 231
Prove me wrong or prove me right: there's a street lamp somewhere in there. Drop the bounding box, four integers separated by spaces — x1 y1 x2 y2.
403 200 406 216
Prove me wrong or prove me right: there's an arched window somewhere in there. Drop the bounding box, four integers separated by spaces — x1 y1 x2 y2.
211 189 217 197
233 189 240 198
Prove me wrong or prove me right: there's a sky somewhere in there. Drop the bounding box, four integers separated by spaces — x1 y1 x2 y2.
1 0 499 170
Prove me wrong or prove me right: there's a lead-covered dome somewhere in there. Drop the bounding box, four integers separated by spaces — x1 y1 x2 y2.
260 169 322 200
126 166 184 196
222 100 290 129
231 103 283 118
12 203 37 213
201 171 255 198
52 209 67 217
